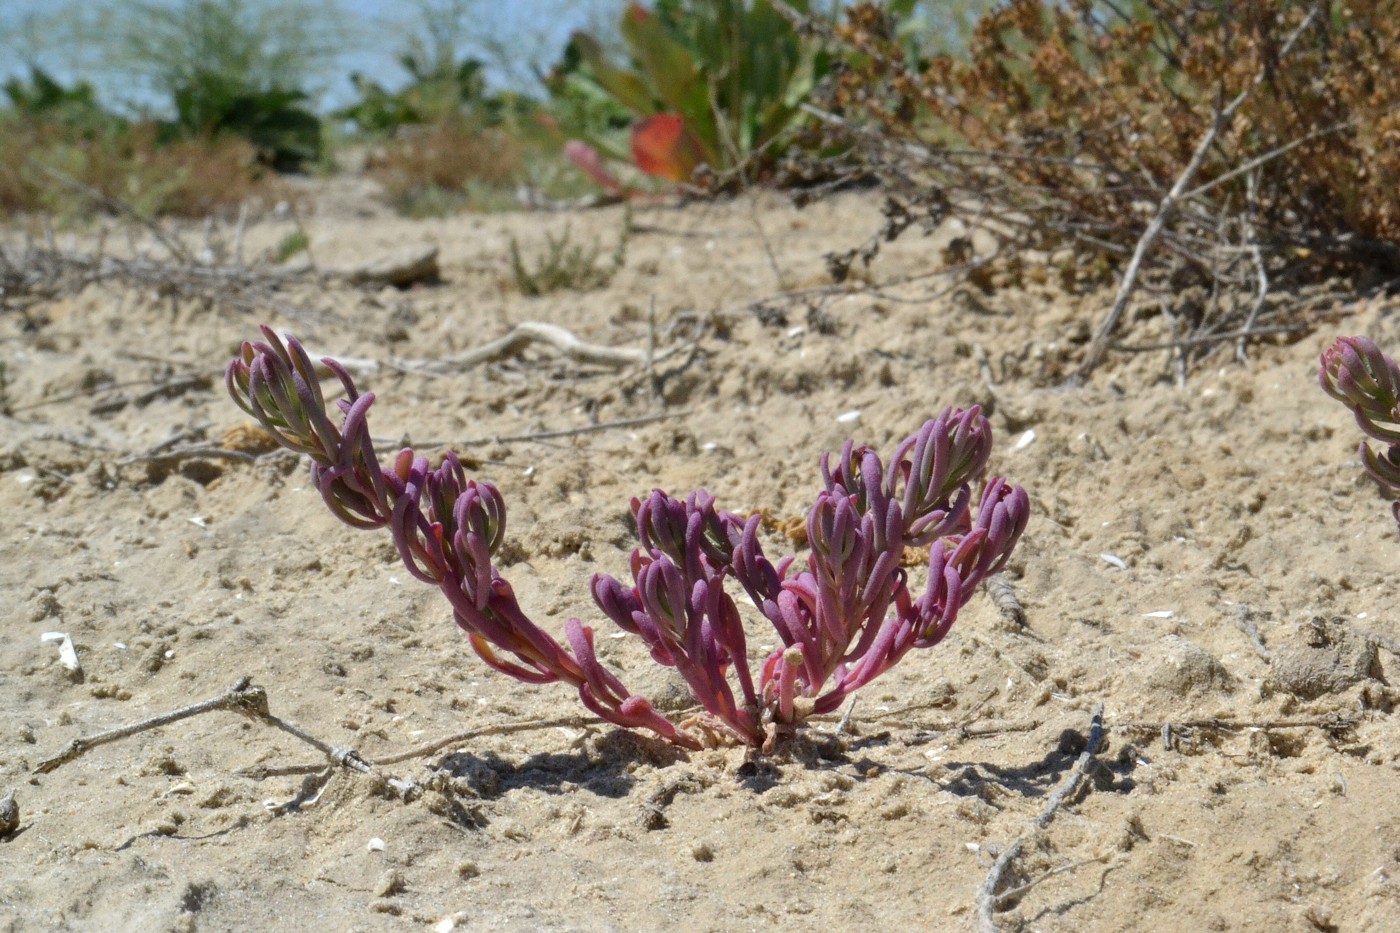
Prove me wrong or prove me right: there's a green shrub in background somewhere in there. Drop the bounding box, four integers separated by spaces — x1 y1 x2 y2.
89 0 346 171
340 56 494 135
336 1 549 213
3 67 118 136
170 74 322 172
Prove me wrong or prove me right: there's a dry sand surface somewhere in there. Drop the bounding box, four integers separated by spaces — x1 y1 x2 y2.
1 187 1398 932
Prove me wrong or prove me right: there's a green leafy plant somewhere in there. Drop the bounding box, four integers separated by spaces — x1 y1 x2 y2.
552 0 836 184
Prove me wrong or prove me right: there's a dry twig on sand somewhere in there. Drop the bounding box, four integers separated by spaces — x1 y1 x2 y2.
1139 711 1360 753
0 237 331 333
35 678 420 809
254 717 604 777
977 703 1106 932
392 321 687 374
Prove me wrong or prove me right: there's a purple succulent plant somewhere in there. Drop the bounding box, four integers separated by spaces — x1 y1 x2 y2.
228 326 1030 750
1320 336 1400 496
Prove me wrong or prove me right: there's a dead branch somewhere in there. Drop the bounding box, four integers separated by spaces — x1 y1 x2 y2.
1230 606 1275 661
977 702 1106 933
375 718 598 766
795 2 1376 379
396 321 681 375
244 717 604 777
369 411 692 454
462 411 690 446
35 677 419 802
0 239 332 332
1110 322 1305 354
1119 714 1358 736
116 444 263 467
1077 6 1321 379
992 853 1117 911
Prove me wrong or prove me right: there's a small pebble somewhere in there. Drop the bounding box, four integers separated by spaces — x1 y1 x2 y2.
373 870 403 898
0 790 19 836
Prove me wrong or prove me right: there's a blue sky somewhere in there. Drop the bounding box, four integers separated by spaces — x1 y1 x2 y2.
1 0 620 111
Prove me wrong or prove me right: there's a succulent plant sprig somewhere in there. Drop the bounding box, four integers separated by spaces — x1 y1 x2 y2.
228 326 1029 750
1320 336 1400 498
1318 334 1400 536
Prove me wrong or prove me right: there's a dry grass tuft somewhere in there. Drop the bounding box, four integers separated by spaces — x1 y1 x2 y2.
367 117 523 216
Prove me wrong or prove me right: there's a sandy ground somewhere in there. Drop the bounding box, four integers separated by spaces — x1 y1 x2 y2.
1 186 1398 933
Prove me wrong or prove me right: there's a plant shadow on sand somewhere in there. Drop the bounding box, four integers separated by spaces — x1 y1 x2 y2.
939 728 1139 801
429 728 690 801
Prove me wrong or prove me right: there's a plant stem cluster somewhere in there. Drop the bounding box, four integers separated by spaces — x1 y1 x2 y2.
228 326 1028 749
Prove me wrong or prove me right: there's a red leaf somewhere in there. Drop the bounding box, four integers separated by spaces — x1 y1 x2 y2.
631 114 704 183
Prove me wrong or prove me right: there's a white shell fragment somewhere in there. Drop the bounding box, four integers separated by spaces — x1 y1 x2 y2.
188 515 208 528
1142 610 1175 619
367 837 385 852
1100 553 1127 570
836 410 861 424
1014 429 1036 450
40 632 81 672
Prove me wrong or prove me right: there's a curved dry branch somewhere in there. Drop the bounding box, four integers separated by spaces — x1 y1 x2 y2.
400 321 680 374
977 702 1106 932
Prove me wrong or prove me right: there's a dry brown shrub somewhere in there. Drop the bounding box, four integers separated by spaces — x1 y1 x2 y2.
141 132 273 217
0 119 274 219
816 0 1400 365
368 117 523 215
